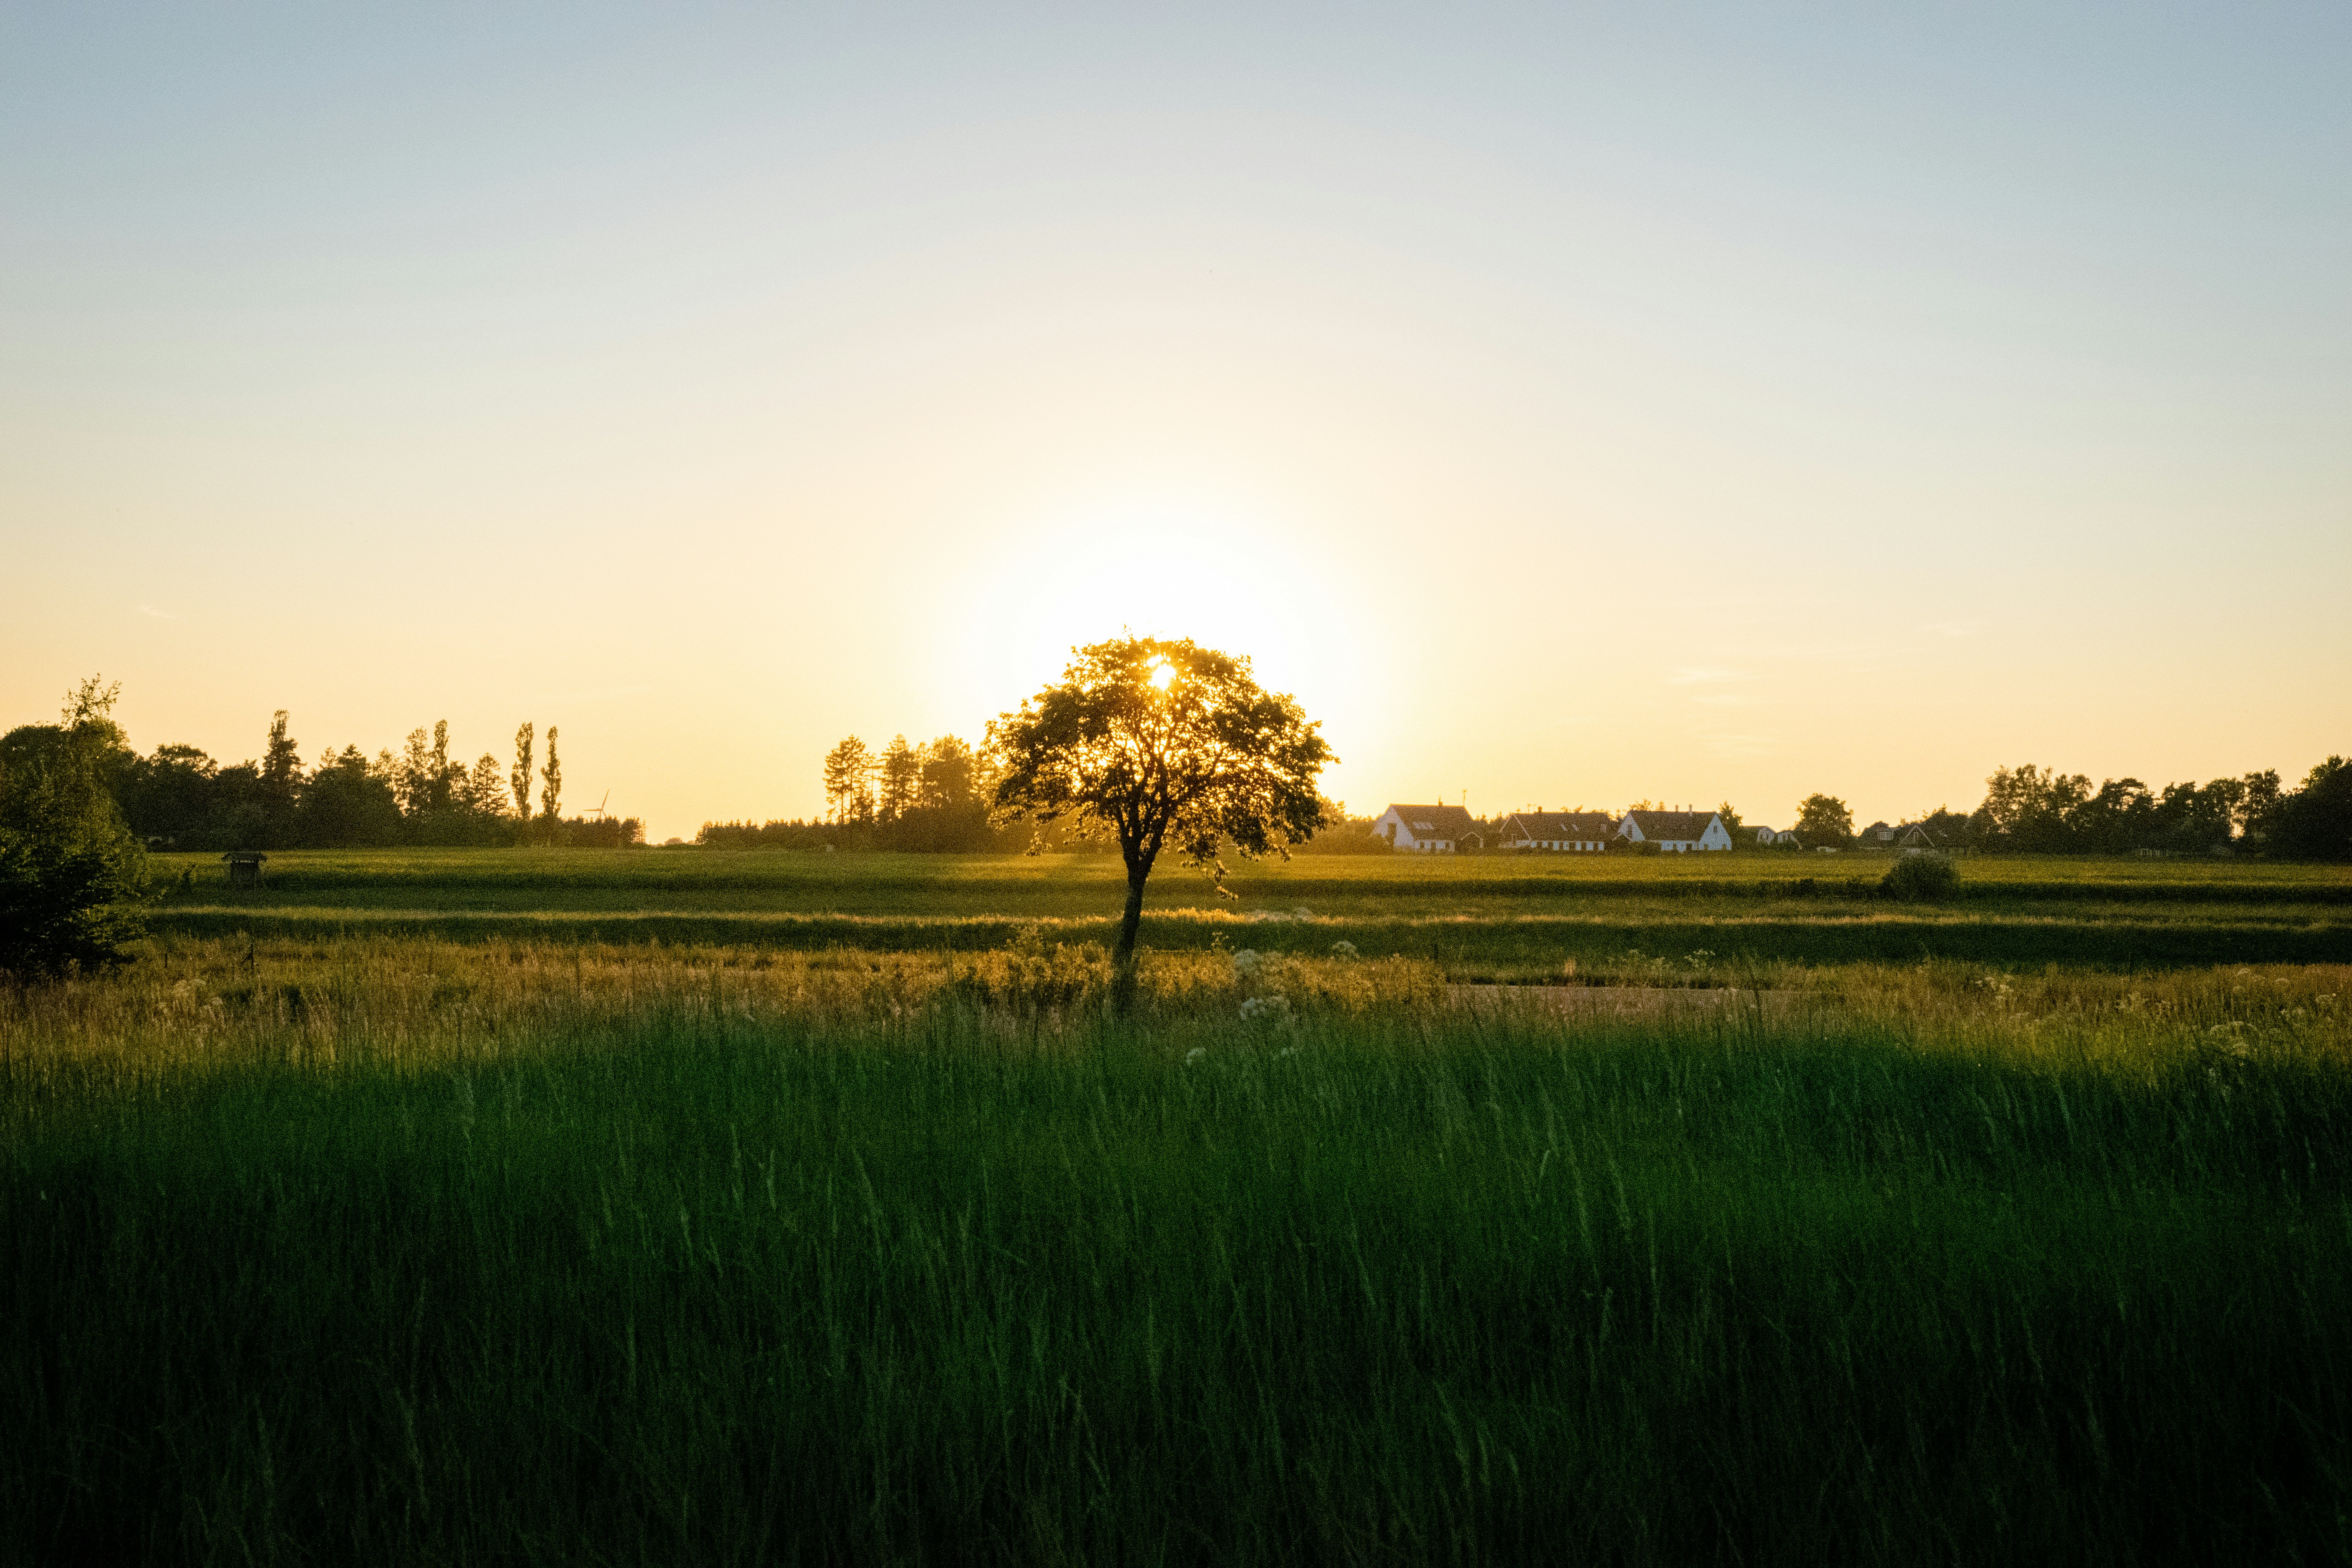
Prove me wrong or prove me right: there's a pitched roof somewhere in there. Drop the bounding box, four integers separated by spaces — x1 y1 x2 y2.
1383 803 1476 838
1619 809 1721 842
1500 811 1618 840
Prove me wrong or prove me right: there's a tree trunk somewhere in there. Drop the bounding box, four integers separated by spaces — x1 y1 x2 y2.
1112 861 1149 1014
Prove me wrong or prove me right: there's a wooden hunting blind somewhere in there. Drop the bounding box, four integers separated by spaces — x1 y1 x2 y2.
222 851 267 888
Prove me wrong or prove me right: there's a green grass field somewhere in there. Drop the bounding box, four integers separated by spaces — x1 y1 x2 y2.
5 939 2350 1563
146 848 2352 978
10 853 2352 1561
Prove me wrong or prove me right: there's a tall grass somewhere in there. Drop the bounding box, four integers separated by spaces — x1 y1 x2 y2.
5 942 2350 1563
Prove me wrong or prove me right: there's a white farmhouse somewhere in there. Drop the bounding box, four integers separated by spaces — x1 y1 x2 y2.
1498 810 1618 852
1753 826 1801 846
1617 809 1734 853
1374 803 1478 853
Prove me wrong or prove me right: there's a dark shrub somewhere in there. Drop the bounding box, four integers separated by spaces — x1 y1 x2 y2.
1 682 148 979
1880 853 1961 902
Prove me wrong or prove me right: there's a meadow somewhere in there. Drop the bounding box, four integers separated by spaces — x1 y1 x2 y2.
8 852 2351 1562
147 847 2352 978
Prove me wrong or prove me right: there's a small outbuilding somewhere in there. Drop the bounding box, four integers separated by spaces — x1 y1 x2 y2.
222 851 267 888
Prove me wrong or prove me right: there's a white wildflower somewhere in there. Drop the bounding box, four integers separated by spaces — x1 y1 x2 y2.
1240 995 1292 1023
1329 940 1357 959
1184 1047 1207 1065
1231 949 1262 976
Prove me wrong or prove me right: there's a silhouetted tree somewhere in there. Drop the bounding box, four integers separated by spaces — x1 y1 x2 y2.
0 677 148 978
919 735 980 810
394 728 434 817
459 754 507 820
1974 764 2092 851
822 737 875 825
878 735 922 822
539 726 561 827
1794 793 1853 847
2270 757 2352 861
512 722 535 822
989 635 1332 1006
429 721 454 815
1917 806 1973 848
119 743 220 847
260 710 302 839
2238 769 2283 843
296 745 403 848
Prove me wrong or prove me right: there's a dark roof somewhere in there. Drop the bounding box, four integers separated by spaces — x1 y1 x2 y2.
1500 811 1618 840
1619 809 1721 842
1384 803 1477 838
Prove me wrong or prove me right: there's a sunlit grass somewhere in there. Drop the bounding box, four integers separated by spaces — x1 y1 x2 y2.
147 846 2352 912
136 849 2352 980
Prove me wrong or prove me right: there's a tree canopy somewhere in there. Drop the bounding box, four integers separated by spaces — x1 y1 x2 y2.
1794 793 1854 847
0 677 149 978
988 635 1333 993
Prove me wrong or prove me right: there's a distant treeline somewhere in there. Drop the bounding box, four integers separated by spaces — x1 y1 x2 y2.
698 731 1387 855
704 732 1095 853
1514 759 2349 861
1846 760 2348 860
46 710 645 851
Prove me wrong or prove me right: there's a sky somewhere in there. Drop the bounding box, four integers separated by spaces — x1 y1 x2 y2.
4 4 2347 839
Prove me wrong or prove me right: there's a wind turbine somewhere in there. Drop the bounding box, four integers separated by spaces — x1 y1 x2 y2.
584 790 610 823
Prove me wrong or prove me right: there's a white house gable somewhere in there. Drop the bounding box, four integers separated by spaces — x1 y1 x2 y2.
1375 803 1476 853
1617 809 1733 853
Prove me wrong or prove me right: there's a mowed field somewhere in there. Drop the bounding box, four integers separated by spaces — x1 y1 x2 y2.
147 846 2352 976
9 851 2352 1562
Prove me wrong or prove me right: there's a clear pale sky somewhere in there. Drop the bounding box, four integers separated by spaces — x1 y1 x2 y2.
5 5 2347 839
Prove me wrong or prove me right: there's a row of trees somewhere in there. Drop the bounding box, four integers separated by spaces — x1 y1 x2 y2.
700 730 1377 857
701 733 1003 852
1784 758 2350 859
94 708 641 850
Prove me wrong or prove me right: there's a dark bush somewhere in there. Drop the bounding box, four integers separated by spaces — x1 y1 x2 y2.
1880 853 1961 902
0 682 149 979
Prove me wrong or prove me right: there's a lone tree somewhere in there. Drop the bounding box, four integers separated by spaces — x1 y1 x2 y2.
1795 792 1854 847
989 635 1333 1004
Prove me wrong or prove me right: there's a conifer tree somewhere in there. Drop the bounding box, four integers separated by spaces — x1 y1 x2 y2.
822 737 875 824
878 735 923 821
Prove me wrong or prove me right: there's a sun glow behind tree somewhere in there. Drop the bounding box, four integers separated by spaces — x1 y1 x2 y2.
936 504 1381 805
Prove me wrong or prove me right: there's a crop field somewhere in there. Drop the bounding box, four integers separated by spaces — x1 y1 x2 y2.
9 853 2351 1562
147 847 2352 978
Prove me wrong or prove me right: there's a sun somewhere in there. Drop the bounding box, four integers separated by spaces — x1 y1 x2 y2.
1147 659 1176 692
929 498 1390 796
